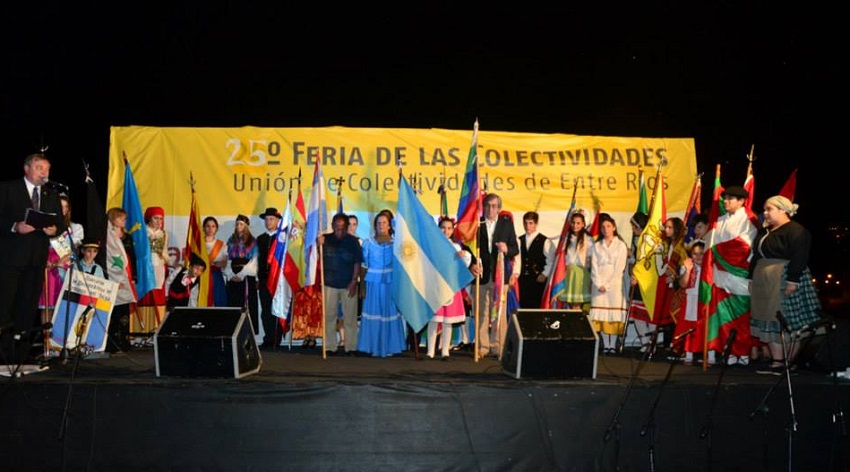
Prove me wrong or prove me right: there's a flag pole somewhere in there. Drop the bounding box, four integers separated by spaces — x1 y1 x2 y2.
473 181 484 363
702 163 722 370
318 174 328 360
122 152 145 332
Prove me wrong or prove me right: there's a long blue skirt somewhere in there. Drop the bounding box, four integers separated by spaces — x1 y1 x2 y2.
356 281 407 357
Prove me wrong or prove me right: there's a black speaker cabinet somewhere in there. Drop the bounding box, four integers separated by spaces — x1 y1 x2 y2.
501 309 598 379
154 307 262 379
105 305 131 353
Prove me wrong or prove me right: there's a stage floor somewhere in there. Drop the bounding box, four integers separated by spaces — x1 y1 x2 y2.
2 341 848 471
7 339 847 387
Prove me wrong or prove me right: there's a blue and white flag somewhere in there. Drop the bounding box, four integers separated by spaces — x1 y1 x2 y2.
122 157 156 300
304 160 327 287
393 175 475 333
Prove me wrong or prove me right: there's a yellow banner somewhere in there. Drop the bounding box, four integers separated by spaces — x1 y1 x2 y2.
108 126 696 222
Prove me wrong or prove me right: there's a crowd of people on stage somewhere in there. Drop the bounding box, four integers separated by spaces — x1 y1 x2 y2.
0 151 823 374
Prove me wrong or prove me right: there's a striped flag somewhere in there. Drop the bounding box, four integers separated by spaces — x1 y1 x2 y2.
706 164 725 226
700 165 759 357
635 166 648 215
540 187 577 309
268 199 293 331
304 159 327 287
121 155 156 300
630 166 649 251
393 175 475 332
454 120 482 255
276 185 307 329
586 193 602 238
185 182 210 306
267 197 292 298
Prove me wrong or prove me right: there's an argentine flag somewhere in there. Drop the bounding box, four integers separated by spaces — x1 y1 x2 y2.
393 176 475 333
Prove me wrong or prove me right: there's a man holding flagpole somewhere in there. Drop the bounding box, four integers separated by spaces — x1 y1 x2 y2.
257 207 282 351
704 185 759 366
473 193 519 359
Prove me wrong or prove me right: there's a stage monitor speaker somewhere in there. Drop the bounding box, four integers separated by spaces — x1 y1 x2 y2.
154 307 261 379
501 309 598 379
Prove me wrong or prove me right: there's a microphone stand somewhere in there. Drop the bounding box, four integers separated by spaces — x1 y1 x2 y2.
700 328 737 472
749 313 799 472
777 312 798 471
58 304 93 441
639 332 687 472
602 333 655 471
819 319 848 469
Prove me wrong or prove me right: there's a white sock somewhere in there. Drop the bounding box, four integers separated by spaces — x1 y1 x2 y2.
427 321 438 358
440 322 452 357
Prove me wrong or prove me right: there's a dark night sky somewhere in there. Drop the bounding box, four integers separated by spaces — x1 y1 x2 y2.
2 4 846 271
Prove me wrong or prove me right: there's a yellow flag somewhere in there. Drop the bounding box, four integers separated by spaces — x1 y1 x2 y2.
632 165 666 321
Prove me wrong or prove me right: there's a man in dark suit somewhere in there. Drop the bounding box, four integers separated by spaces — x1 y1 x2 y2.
473 193 519 359
256 207 282 351
0 152 65 362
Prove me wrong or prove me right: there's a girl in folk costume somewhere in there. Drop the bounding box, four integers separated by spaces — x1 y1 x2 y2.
558 211 593 310
40 194 85 311
426 217 474 360
134 206 168 341
202 216 229 307
223 214 259 334
671 241 716 365
589 213 629 354
166 254 207 311
653 217 688 347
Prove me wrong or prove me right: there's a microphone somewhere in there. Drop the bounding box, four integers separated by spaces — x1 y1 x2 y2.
775 311 791 333
794 317 835 338
43 179 69 191
672 327 696 343
12 322 53 341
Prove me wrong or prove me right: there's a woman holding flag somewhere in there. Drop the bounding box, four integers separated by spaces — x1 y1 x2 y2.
202 216 229 307
426 216 474 360
134 206 168 344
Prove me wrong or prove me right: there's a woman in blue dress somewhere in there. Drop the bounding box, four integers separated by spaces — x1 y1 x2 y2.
356 211 407 357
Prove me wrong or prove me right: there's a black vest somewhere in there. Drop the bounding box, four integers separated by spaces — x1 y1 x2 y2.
520 234 547 277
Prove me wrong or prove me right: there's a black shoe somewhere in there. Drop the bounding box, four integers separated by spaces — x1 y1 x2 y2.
441 356 450 362
756 364 785 376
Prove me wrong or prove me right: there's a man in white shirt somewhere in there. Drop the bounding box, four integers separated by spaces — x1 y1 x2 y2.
472 193 519 359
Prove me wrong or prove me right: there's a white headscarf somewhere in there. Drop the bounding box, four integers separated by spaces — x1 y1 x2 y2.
765 195 798 217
